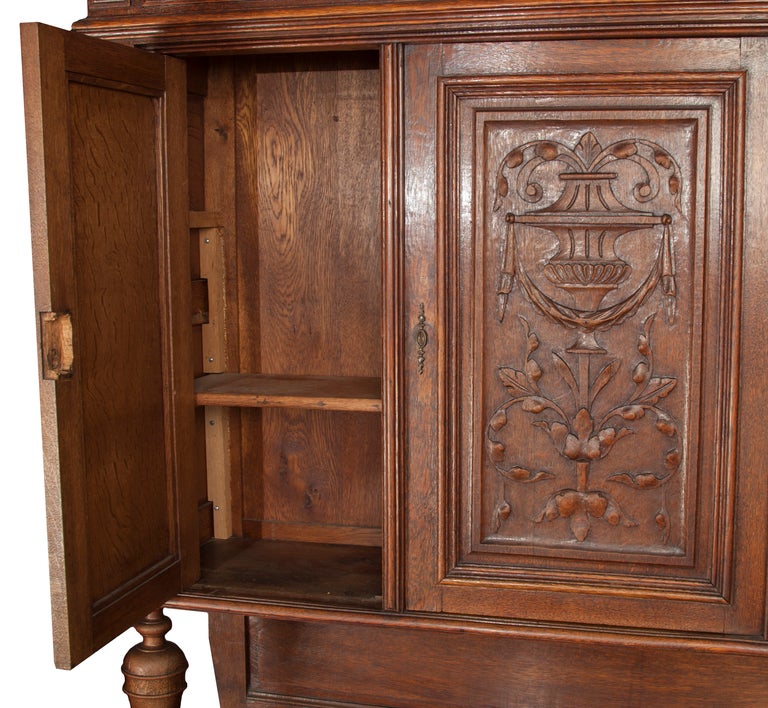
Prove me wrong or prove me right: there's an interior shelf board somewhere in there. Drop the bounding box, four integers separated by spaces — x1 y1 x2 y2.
194 373 382 412
184 538 383 610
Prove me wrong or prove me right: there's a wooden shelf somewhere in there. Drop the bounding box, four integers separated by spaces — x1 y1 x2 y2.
184 538 382 609
194 373 382 412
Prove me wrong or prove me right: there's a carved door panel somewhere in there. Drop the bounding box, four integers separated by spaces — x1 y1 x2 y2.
404 39 768 636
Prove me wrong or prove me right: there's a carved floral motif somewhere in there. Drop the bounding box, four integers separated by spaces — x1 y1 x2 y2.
487 131 683 543
487 316 680 542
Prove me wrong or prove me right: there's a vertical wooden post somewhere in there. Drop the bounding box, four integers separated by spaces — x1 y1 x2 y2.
122 610 188 707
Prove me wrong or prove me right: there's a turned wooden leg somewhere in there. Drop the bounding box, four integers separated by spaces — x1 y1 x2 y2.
122 610 188 707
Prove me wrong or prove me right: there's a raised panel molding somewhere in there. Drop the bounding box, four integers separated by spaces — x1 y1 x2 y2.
441 71 746 608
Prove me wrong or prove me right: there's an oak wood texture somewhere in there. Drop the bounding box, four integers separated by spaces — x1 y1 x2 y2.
184 539 382 609
208 613 248 708
23 1 768 705
195 373 382 412
21 22 197 669
121 611 188 708
403 36 768 640
75 1 768 54
205 405 234 539
39 312 74 380
240 616 768 707
228 52 384 548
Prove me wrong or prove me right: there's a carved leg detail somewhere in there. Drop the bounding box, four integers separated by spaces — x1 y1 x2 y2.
122 610 188 708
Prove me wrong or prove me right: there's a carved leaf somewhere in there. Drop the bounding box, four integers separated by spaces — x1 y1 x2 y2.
636 377 676 405
499 466 554 484
521 396 548 414
665 449 681 470
563 434 581 460
518 316 539 356
534 420 569 448
584 435 603 460
505 149 524 170
493 175 509 211
638 314 655 356
654 149 672 169
498 367 532 396
553 352 579 401
493 501 512 532
620 405 645 420
596 426 632 456
610 140 637 159
576 131 602 166
525 357 543 385
569 509 590 542
535 489 635 540
489 441 505 463
536 495 560 522
535 141 560 161
573 408 593 439
632 361 649 385
526 331 540 355
583 491 608 518
555 490 580 517
489 409 508 431
590 359 620 404
608 471 670 489
604 498 636 527
655 415 677 437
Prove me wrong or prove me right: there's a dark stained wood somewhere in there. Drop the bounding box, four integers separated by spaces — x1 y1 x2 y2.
21 22 195 669
243 617 768 707
236 52 381 380
232 51 384 550
244 519 382 546
402 42 442 614
244 409 383 541
184 539 382 609
380 42 405 613
195 373 382 411
208 613 248 708
403 35 768 638
24 2 768 706
75 1 768 54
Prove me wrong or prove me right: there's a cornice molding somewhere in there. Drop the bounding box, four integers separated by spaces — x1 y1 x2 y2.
74 1 768 53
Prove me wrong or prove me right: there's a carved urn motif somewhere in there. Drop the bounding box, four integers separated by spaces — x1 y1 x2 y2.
488 131 683 544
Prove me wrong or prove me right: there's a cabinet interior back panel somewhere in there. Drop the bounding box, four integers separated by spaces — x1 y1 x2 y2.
233 53 382 540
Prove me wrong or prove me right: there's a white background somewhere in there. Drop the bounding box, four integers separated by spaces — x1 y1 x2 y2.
0 1 219 704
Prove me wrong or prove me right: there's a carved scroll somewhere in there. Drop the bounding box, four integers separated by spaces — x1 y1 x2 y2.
487 131 683 544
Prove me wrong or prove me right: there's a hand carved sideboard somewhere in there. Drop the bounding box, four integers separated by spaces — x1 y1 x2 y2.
21 2 768 705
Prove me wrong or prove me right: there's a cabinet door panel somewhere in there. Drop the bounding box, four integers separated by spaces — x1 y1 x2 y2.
404 39 768 638
22 23 196 668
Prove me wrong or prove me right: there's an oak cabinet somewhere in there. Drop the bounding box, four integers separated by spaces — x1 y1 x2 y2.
21 2 768 705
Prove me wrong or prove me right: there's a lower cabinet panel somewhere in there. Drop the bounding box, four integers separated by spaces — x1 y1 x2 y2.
209 612 768 707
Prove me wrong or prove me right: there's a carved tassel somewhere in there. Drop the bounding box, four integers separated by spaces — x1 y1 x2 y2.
660 215 676 324
497 213 517 322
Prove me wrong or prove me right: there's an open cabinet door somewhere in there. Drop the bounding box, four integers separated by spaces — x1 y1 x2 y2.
21 23 198 669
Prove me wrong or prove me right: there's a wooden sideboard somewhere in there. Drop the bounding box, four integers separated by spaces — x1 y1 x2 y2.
21 2 768 705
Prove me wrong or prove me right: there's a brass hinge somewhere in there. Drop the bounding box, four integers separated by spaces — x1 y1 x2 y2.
40 312 74 380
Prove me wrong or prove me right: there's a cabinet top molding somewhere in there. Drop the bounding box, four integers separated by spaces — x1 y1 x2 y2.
77 1 768 53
